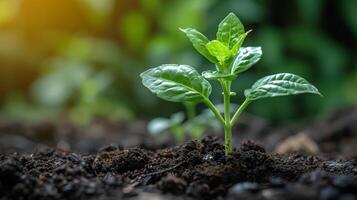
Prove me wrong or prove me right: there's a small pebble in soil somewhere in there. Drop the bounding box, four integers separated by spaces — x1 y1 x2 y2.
353 167 357 174
203 153 214 161
67 153 81 164
319 186 340 200
332 175 357 192
229 182 260 194
269 177 285 188
103 173 122 186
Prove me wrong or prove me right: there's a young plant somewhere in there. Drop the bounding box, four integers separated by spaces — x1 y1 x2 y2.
148 112 186 142
147 104 223 142
140 13 321 155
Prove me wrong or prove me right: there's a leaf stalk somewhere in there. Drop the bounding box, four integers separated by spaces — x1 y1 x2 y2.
230 99 251 125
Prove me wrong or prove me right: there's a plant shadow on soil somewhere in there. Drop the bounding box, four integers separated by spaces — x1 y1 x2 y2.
0 107 357 199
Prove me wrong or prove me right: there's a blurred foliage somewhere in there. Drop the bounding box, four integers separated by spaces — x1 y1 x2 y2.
0 0 356 123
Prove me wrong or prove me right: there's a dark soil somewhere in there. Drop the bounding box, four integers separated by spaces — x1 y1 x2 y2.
0 107 357 199
0 136 356 200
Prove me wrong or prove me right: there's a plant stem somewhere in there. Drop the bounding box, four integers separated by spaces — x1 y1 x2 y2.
203 98 225 126
184 102 196 120
223 81 232 155
230 99 250 125
171 125 184 143
224 125 232 155
204 79 250 155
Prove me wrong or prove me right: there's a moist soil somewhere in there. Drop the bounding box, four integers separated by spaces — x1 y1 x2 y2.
1 137 357 200
0 107 357 199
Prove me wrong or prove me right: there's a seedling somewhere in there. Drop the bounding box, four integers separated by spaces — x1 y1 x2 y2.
148 104 224 142
148 112 186 142
141 13 321 155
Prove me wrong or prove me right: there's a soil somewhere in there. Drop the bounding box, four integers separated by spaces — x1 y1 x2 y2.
0 107 357 199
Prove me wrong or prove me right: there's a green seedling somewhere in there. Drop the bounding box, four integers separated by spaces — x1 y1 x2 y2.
148 104 226 142
148 112 186 142
141 13 321 155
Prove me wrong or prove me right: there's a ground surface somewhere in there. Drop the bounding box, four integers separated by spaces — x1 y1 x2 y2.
1 137 356 200
0 107 357 199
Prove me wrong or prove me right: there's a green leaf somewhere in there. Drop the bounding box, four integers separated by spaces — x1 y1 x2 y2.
245 73 322 100
231 30 251 55
202 70 236 81
231 47 262 75
140 64 212 102
217 12 245 49
180 28 217 63
147 118 171 135
206 40 231 65
170 112 185 124
148 112 185 135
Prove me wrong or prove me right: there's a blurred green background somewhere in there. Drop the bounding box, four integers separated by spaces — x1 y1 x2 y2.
0 0 356 124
